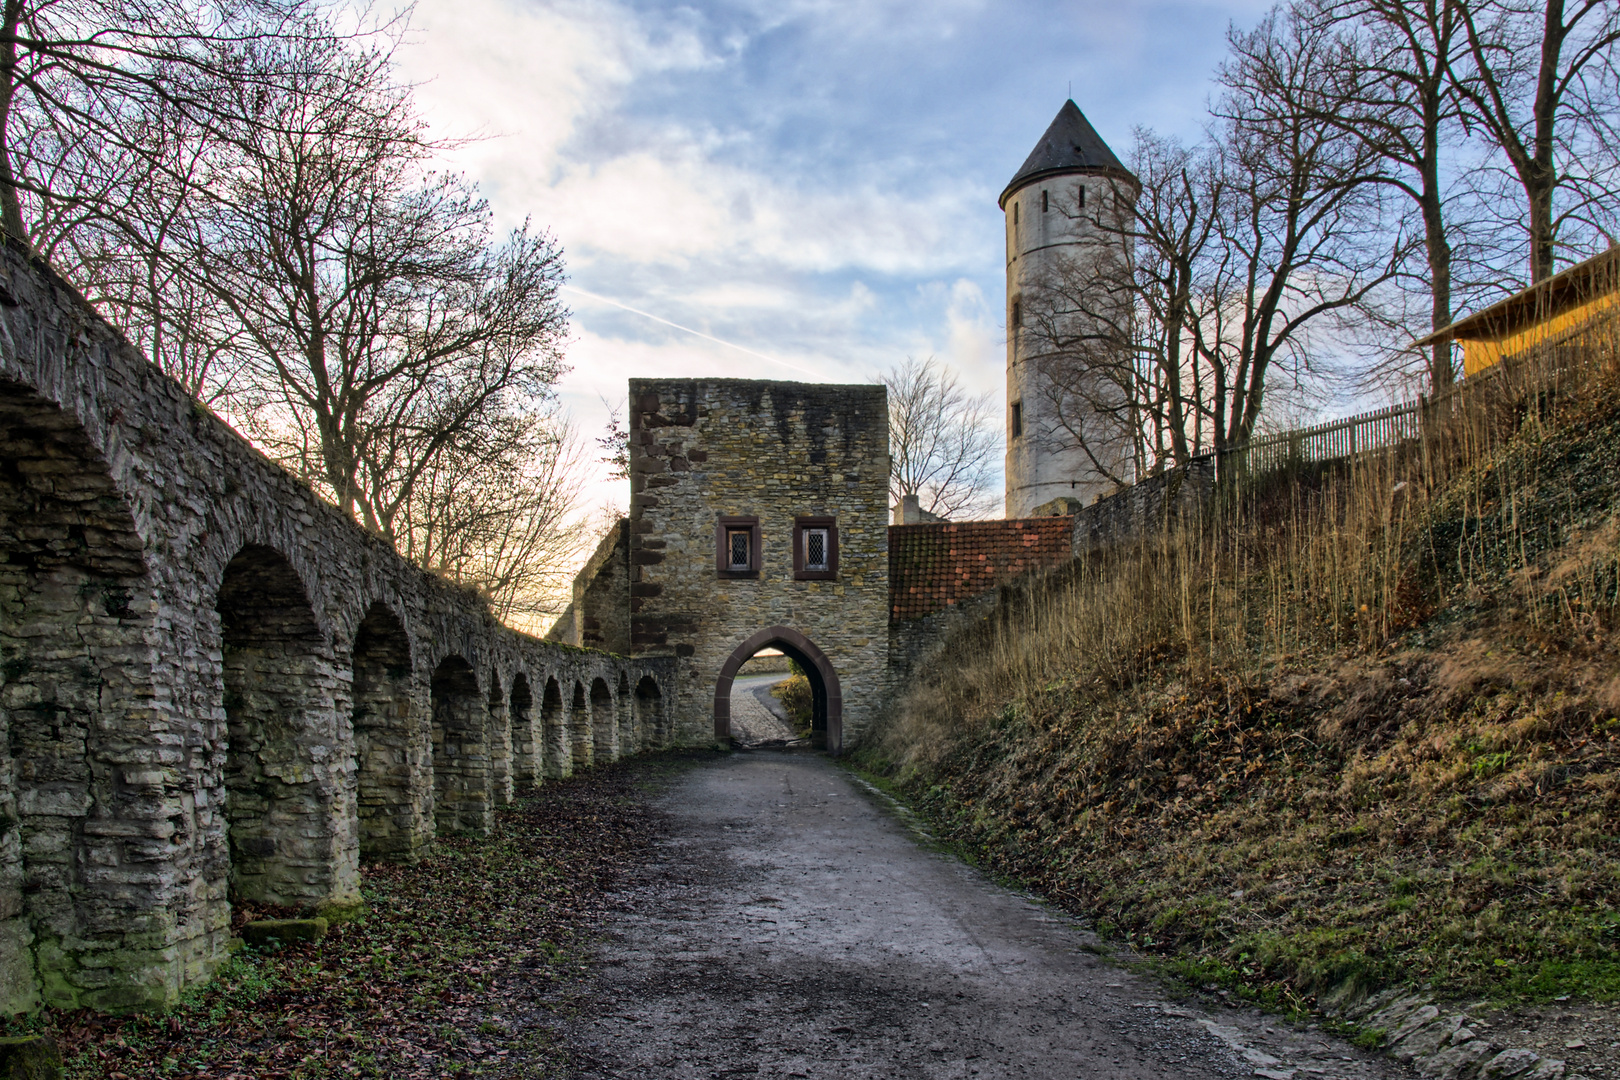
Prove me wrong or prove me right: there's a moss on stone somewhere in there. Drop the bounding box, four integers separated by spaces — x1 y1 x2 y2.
0 1035 61 1079
240 918 328 950
313 896 368 925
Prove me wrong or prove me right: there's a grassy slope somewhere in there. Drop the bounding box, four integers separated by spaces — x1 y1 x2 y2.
858 368 1620 1014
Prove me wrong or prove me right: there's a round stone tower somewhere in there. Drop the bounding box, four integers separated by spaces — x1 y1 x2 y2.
1001 100 1139 519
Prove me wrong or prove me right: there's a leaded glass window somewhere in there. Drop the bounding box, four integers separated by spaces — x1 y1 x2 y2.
803 527 829 572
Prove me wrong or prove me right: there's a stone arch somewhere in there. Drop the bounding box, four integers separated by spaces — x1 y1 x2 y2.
541 677 567 779
430 656 490 837
216 544 354 909
616 671 633 753
509 673 536 790
349 601 422 861
714 626 843 754
569 682 591 771
0 378 158 1012
634 676 664 749
590 677 615 763
487 669 512 808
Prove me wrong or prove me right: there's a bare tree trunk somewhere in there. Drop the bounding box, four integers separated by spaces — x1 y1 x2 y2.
1527 0 1563 282
0 0 28 247
1458 0 1620 283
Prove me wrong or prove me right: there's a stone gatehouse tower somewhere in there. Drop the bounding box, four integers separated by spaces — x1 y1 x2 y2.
626 379 889 753
1002 100 1140 518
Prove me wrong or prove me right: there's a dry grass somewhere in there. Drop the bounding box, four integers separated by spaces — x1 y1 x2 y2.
860 315 1620 1008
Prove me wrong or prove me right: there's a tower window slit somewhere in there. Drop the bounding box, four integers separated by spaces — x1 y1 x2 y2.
1041 189 1048 212
1011 401 1023 438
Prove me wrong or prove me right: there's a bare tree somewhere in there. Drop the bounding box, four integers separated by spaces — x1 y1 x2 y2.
1455 0 1620 281
1211 7 1404 447
46 97 245 400
881 356 1001 520
176 44 570 547
0 0 376 250
1297 0 1471 392
4 7 590 622
397 407 592 629
1024 19 1400 471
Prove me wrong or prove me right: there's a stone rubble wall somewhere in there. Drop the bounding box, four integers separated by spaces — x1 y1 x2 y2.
573 520 631 654
0 246 675 1015
1071 457 1215 554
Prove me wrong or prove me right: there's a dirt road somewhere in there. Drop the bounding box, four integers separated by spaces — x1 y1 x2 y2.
551 752 1410 1079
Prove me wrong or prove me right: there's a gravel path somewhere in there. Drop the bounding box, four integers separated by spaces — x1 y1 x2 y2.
551 752 1413 1079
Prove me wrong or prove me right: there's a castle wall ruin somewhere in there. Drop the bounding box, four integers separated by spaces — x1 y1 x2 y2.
0 248 674 1015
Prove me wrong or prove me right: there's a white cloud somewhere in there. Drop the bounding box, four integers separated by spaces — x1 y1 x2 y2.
399 0 717 179
389 0 1268 578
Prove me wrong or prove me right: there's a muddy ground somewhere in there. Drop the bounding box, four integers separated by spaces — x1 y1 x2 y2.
538 751 1411 1079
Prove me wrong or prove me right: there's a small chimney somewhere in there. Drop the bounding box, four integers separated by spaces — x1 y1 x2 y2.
893 493 946 525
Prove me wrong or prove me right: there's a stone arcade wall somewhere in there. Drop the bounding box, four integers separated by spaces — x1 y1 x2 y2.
627 379 890 751
0 248 675 1015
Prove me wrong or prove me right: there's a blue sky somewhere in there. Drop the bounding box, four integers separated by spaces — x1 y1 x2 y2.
398 0 1276 515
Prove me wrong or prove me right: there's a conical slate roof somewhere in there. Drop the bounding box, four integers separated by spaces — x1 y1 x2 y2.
999 100 1131 208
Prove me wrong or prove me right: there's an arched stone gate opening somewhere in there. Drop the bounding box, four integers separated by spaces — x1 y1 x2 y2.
713 626 842 754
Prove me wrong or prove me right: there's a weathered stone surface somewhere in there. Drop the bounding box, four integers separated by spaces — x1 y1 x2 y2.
1391 1011 1459 1062
1418 1038 1496 1078
627 380 889 751
314 896 368 925
548 521 629 654
241 918 327 949
1481 1050 1544 1078
0 247 676 1012
1071 458 1214 553
0 1035 61 1080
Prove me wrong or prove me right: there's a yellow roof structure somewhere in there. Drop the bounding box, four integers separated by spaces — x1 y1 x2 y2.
1417 246 1620 377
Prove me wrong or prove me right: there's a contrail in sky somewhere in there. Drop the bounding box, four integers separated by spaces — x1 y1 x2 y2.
562 284 819 379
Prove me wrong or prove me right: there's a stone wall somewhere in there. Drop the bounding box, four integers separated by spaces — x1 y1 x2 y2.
546 521 630 653
627 379 889 752
1071 458 1214 554
574 520 630 653
0 247 674 1015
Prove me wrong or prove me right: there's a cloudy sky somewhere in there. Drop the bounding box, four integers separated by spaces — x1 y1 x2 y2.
396 0 1275 517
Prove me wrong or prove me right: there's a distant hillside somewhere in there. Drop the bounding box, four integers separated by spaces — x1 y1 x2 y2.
856 318 1620 1013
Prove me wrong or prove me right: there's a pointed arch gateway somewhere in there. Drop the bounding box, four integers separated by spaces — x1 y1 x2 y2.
714 626 842 754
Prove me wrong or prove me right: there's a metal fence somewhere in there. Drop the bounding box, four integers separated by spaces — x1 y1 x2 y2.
1217 398 1426 477
1212 360 1518 479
